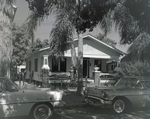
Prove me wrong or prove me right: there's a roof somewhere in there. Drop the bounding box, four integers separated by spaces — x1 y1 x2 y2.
74 34 125 55
25 34 125 59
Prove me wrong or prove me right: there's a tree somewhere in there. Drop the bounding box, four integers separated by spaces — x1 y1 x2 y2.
98 0 150 62
11 24 31 75
25 0 119 94
0 0 17 77
42 39 50 48
96 33 117 47
128 32 150 61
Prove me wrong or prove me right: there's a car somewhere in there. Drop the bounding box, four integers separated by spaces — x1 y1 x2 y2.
84 76 150 113
0 77 63 119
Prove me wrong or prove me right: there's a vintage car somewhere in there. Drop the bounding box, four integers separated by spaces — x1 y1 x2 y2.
0 77 63 119
84 76 150 113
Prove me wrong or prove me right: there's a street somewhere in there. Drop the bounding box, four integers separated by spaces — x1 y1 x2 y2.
12 105 150 119
13 106 150 119
52 106 150 119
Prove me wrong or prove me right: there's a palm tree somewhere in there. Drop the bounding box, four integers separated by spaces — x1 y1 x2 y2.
101 0 150 62
127 32 150 61
0 0 17 77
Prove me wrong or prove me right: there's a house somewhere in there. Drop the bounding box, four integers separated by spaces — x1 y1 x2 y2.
25 34 125 83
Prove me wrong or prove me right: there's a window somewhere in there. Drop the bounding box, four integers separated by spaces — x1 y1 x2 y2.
60 58 66 72
29 61 31 71
45 58 48 65
52 58 66 72
52 58 58 72
34 58 38 72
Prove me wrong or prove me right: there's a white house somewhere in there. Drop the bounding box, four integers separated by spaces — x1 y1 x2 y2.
25 34 125 83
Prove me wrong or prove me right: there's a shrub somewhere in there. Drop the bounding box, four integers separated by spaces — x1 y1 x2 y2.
120 60 150 76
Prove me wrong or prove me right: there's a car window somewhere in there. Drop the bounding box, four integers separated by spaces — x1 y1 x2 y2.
0 79 18 92
115 78 139 88
141 81 150 89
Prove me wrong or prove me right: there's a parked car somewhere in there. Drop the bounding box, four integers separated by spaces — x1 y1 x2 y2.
0 77 63 119
84 76 150 113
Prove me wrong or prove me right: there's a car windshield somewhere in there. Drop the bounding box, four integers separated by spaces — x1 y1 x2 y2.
0 77 19 92
140 80 150 89
114 77 142 88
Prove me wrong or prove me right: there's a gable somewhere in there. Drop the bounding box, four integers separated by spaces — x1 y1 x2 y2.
64 34 124 60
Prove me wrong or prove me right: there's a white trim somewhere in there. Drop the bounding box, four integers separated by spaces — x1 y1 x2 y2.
64 54 111 59
39 46 50 51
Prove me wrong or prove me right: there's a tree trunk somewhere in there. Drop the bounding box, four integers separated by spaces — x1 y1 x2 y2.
71 41 77 80
77 33 83 94
71 41 77 68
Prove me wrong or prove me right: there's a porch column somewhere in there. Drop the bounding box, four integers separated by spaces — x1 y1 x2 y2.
41 55 50 88
94 71 100 87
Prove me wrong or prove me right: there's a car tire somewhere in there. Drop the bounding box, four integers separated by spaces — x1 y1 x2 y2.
32 104 53 119
113 99 126 114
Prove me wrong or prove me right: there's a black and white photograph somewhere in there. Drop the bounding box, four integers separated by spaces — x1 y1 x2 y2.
0 0 150 119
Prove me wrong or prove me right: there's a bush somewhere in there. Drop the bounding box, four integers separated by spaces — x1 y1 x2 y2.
120 61 150 76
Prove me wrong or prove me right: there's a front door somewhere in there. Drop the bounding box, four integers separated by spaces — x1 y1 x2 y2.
83 58 89 77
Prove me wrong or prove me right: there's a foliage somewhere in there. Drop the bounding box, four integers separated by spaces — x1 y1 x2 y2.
0 1 14 77
96 33 117 46
25 12 41 45
120 61 150 76
102 0 150 45
12 24 31 66
42 39 50 48
127 32 150 60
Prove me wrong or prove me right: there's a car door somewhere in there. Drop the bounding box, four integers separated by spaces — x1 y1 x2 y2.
130 81 150 107
0 79 17 118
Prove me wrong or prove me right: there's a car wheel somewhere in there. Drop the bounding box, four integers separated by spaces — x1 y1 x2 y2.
32 104 53 119
113 99 125 114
